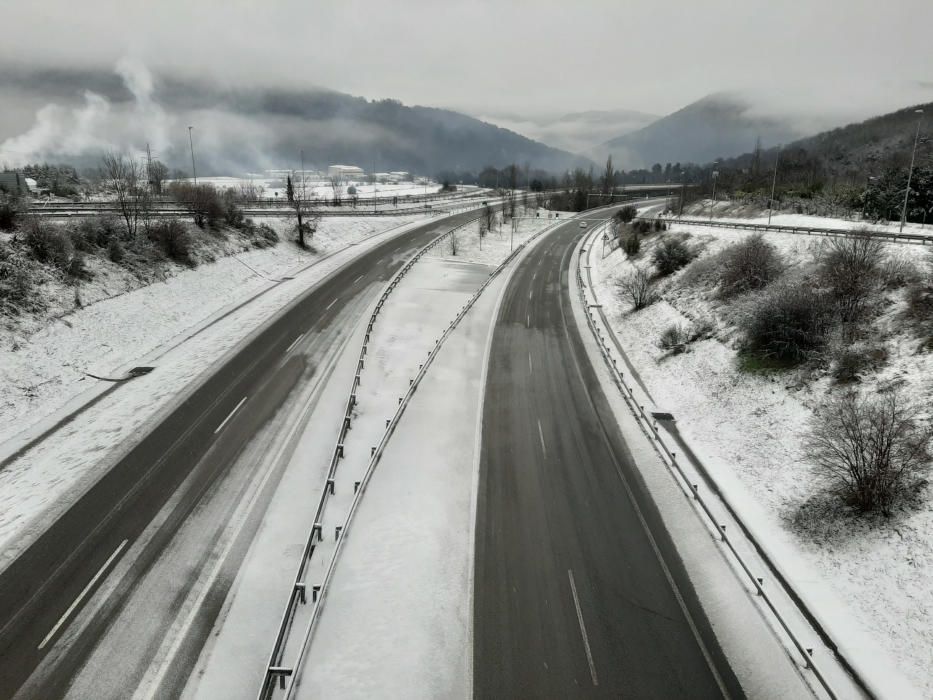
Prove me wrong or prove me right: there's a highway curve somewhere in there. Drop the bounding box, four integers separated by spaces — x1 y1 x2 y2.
473 209 743 698
0 210 482 698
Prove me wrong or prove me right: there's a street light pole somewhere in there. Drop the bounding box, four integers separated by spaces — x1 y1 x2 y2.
709 171 719 221
678 171 686 217
900 109 924 233
188 126 198 185
767 145 782 225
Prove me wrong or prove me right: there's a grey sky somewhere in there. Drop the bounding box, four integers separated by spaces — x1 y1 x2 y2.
3 0 932 122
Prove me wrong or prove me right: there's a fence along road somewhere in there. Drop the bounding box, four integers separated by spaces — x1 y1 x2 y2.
473 206 742 698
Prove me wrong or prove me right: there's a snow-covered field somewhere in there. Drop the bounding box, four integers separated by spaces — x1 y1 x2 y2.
591 212 933 693
0 213 437 573
172 176 461 201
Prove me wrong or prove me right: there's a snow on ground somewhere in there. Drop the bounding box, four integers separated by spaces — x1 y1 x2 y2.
0 215 426 446
425 210 566 267
0 214 439 573
590 216 933 693
171 176 461 201
186 252 494 698
295 257 498 699
682 198 933 238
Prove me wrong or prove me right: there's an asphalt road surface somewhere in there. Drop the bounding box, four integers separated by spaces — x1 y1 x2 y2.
0 210 482 698
473 208 744 698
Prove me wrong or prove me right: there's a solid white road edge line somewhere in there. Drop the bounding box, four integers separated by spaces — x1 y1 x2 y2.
285 334 305 354
214 397 247 435
567 568 599 687
38 539 129 650
537 419 547 457
325 298 338 310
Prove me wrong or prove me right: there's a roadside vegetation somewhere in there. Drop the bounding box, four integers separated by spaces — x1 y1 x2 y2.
0 155 289 326
609 221 932 515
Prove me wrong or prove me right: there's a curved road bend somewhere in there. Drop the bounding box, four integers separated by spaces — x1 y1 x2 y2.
0 209 482 698
474 209 744 698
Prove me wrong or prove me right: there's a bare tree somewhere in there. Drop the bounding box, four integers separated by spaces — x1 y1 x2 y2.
329 173 344 206
100 152 145 239
819 232 886 326
482 204 495 234
807 389 931 513
601 155 614 197
148 160 169 195
616 267 658 310
289 168 317 247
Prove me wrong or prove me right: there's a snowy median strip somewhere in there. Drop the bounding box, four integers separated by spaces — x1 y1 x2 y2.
258 212 565 700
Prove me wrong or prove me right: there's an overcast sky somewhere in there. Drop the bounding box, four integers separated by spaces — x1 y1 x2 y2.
3 0 933 121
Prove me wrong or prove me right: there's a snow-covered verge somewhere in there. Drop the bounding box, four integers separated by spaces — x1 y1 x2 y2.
0 214 426 445
0 214 439 573
682 199 933 238
591 217 933 693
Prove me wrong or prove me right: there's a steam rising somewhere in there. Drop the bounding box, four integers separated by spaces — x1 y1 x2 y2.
0 58 172 166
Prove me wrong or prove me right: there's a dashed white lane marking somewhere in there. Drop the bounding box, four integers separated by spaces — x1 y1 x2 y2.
353 274 364 284
214 396 247 434
568 569 599 686
325 297 338 310
537 419 547 457
285 333 304 354
528 353 533 373
39 539 129 650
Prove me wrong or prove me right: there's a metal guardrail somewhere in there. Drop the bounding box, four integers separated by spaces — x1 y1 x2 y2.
576 221 872 700
257 211 562 700
651 215 932 246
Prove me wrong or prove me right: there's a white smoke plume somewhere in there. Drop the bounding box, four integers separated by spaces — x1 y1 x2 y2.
0 58 173 166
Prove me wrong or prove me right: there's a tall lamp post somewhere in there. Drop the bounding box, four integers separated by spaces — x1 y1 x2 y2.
678 170 686 217
900 108 924 233
708 170 719 220
767 145 782 225
187 126 198 185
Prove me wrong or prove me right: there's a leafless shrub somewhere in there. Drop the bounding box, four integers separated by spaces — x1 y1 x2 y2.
718 234 784 297
818 232 885 325
0 243 46 315
830 341 887 383
807 390 932 514
617 267 658 310
658 324 689 353
880 253 921 290
24 218 74 271
741 282 833 362
621 230 641 257
652 235 694 276
148 220 195 266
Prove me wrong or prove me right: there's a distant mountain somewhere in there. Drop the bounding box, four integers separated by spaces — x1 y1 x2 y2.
782 101 933 175
477 108 657 156
0 66 590 176
599 92 815 169
709 100 933 179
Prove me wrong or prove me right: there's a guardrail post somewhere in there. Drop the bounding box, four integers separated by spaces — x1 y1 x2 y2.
720 524 726 541
327 478 335 495
312 523 322 542
312 584 321 602
337 444 344 459
354 481 361 493
756 577 764 595
335 525 343 540
398 397 403 405
371 446 376 456
805 648 813 669
296 581 306 604
269 667 293 689
385 418 390 428
692 484 698 499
